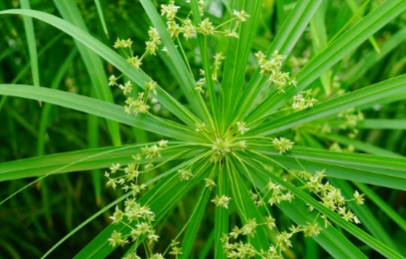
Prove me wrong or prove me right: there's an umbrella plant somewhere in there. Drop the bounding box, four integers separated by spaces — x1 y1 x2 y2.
1 0 406 258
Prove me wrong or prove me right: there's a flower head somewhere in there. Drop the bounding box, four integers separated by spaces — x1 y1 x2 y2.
272 137 294 154
233 10 250 22
212 195 232 208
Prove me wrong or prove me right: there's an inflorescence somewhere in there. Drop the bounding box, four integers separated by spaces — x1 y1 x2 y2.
104 1 366 258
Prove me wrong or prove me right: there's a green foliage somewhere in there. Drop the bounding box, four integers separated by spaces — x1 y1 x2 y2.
1 0 406 258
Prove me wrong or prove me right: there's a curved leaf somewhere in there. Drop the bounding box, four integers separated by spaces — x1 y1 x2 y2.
250 74 406 136
0 9 200 127
0 84 204 142
247 0 406 122
0 143 203 181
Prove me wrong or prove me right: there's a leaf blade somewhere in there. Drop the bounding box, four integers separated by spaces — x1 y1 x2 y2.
0 84 203 142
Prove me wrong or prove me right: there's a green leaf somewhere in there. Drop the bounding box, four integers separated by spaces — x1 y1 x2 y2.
94 0 109 37
330 179 400 252
36 49 78 156
215 164 228 259
0 143 202 182
138 0 214 129
343 26 406 85
250 74 406 136
53 0 122 145
309 1 331 96
276 146 406 178
0 9 200 127
178 187 211 259
73 158 209 259
247 0 406 122
246 159 405 259
357 119 406 130
190 0 219 129
251 145 406 190
0 84 203 142
19 0 40 88
221 0 263 129
229 157 273 249
234 0 323 123
344 0 381 55
354 182 406 235
245 155 368 259
312 132 401 157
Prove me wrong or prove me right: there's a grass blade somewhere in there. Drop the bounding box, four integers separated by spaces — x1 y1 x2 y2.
246 159 405 259
343 26 406 85
0 143 201 182
94 0 108 37
234 0 323 123
73 159 208 259
221 0 263 129
0 84 203 142
247 0 406 122
250 74 406 136
53 0 122 145
215 164 228 259
251 146 406 190
178 187 211 259
357 119 406 130
244 155 369 259
19 0 39 88
138 0 214 129
0 9 200 127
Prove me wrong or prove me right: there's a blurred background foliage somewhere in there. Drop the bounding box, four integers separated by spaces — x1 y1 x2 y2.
0 0 405 258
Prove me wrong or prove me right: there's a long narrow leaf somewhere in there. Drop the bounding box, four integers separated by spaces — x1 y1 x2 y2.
250 74 406 136
245 159 405 259
247 0 406 122
0 143 202 181
53 0 122 145
0 9 200 127
0 84 203 142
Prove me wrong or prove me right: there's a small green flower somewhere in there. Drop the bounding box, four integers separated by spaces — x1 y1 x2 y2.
272 137 294 154
211 195 232 209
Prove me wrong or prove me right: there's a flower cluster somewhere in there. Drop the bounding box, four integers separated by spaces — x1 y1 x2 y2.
210 138 232 163
212 53 225 80
338 108 364 138
256 51 297 93
124 92 150 115
178 168 193 181
161 0 180 21
237 166 366 257
161 2 251 94
272 137 294 154
195 69 206 94
292 89 318 111
104 1 369 259
236 121 249 135
204 178 217 189
211 194 232 209
169 240 183 256
161 1 200 38
209 136 247 163
266 180 295 205
161 1 250 40
114 26 161 70
114 38 133 49
329 142 355 153
105 141 169 258
109 76 159 116
222 217 322 258
105 140 167 193
297 169 364 225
